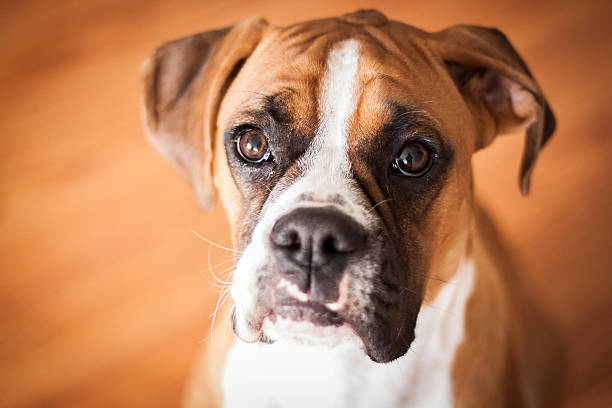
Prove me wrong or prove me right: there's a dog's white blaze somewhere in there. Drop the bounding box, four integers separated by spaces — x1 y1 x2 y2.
223 259 476 408
306 38 360 183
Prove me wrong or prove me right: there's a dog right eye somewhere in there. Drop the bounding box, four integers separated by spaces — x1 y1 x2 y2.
236 129 272 163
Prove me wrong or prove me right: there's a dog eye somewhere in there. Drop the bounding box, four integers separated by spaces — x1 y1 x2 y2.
236 129 271 163
392 141 432 176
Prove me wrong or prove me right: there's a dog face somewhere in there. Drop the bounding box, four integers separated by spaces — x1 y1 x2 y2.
142 10 554 363
217 34 472 363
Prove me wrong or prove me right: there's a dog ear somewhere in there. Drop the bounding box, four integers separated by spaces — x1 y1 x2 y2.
141 17 268 209
434 25 555 195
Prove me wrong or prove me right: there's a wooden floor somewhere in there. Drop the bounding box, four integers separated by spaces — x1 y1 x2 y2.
0 0 610 406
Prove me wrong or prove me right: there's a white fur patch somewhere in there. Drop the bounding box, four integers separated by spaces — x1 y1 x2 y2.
223 259 476 408
305 38 360 184
262 318 358 347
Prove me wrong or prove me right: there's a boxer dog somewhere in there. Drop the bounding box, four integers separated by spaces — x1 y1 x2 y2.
142 10 563 407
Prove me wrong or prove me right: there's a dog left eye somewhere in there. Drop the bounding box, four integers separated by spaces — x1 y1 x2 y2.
392 141 432 176
236 129 271 163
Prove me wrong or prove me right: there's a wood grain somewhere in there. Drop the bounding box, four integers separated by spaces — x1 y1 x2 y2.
1 0 610 406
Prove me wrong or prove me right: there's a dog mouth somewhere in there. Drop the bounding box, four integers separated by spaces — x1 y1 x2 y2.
231 249 419 363
270 298 345 327
233 281 417 363
232 285 356 347
254 294 359 348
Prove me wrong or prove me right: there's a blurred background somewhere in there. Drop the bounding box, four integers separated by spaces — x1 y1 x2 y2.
1 0 611 407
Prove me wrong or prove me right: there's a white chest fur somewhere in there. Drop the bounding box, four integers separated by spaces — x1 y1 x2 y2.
222 260 476 408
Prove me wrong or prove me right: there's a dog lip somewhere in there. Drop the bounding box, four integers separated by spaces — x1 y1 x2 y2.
273 299 345 327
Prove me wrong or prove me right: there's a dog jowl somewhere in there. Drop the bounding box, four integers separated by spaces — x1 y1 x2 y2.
142 10 554 368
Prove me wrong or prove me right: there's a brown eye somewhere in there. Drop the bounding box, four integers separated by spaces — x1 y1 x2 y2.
392 141 432 176
236 129 271 163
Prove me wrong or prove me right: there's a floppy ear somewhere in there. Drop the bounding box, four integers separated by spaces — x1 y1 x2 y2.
434 25 556 195
141 17 268 209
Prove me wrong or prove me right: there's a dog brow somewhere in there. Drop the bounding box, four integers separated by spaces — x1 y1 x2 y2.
223 90 297 135
263 91 296 125
382 103 437 134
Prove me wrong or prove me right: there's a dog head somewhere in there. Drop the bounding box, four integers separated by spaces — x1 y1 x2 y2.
142 10 554 363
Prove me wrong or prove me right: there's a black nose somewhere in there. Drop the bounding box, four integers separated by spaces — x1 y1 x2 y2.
270 206 366 303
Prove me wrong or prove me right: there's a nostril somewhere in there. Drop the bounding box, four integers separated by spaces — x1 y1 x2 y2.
321 234 355 254
322 235 338 254
287 230 301 250
272 228 302 250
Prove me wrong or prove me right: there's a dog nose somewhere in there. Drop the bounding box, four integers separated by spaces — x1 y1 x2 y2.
270 206 366 303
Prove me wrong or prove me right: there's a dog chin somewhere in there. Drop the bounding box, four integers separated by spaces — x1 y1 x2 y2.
261 316 362 347
233 310 415 363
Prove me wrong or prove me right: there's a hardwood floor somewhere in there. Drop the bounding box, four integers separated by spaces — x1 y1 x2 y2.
0 0 610 406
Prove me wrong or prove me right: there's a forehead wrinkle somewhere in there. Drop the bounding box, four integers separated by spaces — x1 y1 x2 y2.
353 96 443 144
262 63 322 135
225 88 305 127
349 74 397 141
283 30 334 55
263 90 296 125
383 103 444 140
275 76 321 135
278 22 333 49
362 24 432 75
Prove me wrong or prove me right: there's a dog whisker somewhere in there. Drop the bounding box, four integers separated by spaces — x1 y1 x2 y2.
398 286 452 315
208 285 233 341
209 287 232 319
209 255 241 270
213 265 236 281
207 247 236 283
258 181 272 193
421 302 452 315
222 304 236 341
199 301 235 345
414 271 456 286
199 270 233 290
189 227 242 254
368 198 393 213
202 274 233 287
198 248 234 290
425 275 456 285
